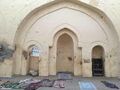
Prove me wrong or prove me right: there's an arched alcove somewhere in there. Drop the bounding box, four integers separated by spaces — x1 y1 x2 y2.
92 45 105 76
27 45 40 75
18 40 43 76
49 28 81 76
57 33 74 73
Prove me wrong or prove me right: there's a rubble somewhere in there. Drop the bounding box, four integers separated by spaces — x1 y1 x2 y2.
29 70 38 76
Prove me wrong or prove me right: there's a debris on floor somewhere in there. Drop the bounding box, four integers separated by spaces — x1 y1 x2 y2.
101 81 119 89
29 70 38 76
0 78 65 90
53 80 65 88
57 72 73 80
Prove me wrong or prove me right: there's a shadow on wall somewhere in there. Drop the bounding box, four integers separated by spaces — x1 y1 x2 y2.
0 41 15 62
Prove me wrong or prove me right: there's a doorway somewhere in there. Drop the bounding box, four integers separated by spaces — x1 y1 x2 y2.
56 33 74 74
92 46 105 76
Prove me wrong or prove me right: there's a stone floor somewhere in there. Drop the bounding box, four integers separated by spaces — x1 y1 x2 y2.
0 76 120 90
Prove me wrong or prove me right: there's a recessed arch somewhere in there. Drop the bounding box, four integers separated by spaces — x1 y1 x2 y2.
13 0 120 77
92 45 105 76
27 45 40 76
19 40 43 76
48 28 81 75
49 24 79 47
24 40 43 52
56 33 74 73
92 45 105 59
53 28 78 46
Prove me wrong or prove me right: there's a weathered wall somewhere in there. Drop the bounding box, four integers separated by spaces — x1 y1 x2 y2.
13 1 119 77
0 0 120 77
0 59 13 77
0 0 120 44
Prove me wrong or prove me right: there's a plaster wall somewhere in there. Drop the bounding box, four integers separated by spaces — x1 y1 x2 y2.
0 0 120 77
14 2 119 77
0 59 13 77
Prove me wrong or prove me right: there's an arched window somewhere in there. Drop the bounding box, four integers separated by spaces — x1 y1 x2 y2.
30 46 40 57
